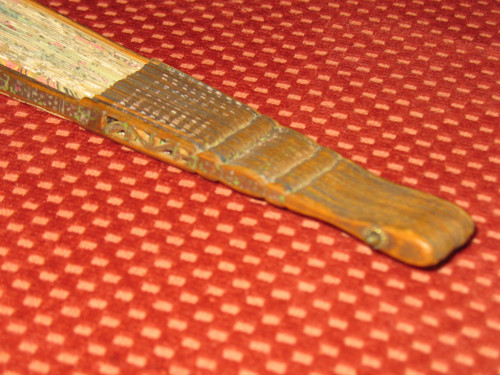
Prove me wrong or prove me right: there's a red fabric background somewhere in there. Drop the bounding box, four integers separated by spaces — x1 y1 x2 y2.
0 0 499 374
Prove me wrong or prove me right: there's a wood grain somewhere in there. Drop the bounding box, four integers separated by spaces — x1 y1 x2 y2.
0 0 475 266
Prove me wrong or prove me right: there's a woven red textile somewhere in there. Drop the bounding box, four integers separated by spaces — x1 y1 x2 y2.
1 0 499 374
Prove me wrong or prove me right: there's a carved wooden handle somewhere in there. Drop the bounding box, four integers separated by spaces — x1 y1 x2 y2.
0 0 475 267
269 153 475 267
192 118 476 267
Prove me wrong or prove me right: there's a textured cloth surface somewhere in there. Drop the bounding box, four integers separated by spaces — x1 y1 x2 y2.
0 0 499 374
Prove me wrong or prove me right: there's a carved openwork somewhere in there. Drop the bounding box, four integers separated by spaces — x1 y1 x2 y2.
103 118 177 157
